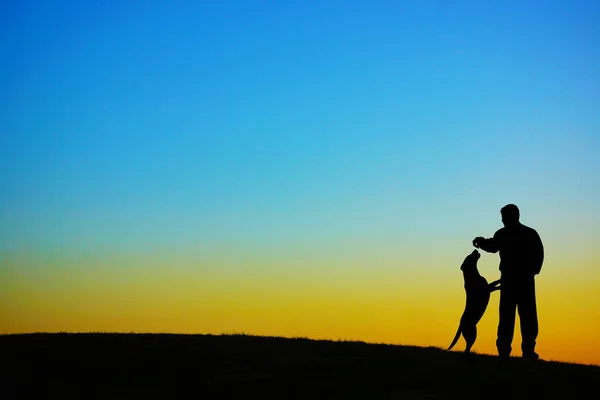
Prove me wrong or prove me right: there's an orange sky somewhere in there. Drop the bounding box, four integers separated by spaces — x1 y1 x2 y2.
2 245 599 366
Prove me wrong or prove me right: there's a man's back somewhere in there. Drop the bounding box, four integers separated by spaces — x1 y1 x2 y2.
493 223 544 279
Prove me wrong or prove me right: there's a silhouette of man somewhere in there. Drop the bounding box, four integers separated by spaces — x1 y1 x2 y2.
472 204 544 360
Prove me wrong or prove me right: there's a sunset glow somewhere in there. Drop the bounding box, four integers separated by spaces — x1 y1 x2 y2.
2 1 599 366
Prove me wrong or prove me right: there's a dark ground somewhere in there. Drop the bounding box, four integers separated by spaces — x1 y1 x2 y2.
1 333 598 399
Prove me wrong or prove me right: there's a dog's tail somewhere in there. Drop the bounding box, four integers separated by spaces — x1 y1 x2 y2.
448 324 461 350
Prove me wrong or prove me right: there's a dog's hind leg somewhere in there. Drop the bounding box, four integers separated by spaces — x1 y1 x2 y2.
462 325 477 353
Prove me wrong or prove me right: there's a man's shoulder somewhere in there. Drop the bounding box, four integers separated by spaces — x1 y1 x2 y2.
519 223 542 240
520 223 538 233
493 227 506 237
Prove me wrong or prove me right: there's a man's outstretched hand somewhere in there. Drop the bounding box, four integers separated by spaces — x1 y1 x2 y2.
473 237 485 248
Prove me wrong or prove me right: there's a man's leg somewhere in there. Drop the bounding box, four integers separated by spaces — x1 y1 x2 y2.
518 278 539 358
497 284 517 357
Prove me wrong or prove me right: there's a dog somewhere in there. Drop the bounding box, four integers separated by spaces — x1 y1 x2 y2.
448 249 500 353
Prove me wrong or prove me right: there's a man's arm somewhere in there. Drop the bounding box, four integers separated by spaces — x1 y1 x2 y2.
473 231 500 253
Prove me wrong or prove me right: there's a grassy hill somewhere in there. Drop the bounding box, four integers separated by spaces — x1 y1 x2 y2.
1 333 598 399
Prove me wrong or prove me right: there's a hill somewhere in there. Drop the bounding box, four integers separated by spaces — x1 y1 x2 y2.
1 333 598 399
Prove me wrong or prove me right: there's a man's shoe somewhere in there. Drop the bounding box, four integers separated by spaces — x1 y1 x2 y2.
522 351 539 360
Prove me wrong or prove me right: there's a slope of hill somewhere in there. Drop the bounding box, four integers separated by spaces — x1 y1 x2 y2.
1 333 597 399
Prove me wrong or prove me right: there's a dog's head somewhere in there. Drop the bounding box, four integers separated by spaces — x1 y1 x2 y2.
460 249 480 271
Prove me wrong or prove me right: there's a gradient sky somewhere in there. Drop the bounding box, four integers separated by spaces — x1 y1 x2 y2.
1 1 599 365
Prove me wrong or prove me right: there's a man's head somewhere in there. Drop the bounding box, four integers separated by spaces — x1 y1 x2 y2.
501 204 520 227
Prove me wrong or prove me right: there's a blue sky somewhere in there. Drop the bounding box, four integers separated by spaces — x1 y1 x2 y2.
1 0 599 254
3 2 600 365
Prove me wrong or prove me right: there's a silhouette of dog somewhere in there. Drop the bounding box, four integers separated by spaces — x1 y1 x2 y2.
448 249 500 353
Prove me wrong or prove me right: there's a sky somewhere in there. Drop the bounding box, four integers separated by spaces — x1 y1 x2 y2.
1 0 599 365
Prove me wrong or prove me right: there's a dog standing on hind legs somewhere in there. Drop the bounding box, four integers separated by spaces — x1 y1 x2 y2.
448 249 501 354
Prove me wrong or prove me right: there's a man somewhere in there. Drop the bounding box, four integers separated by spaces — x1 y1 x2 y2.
473 204 544 360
